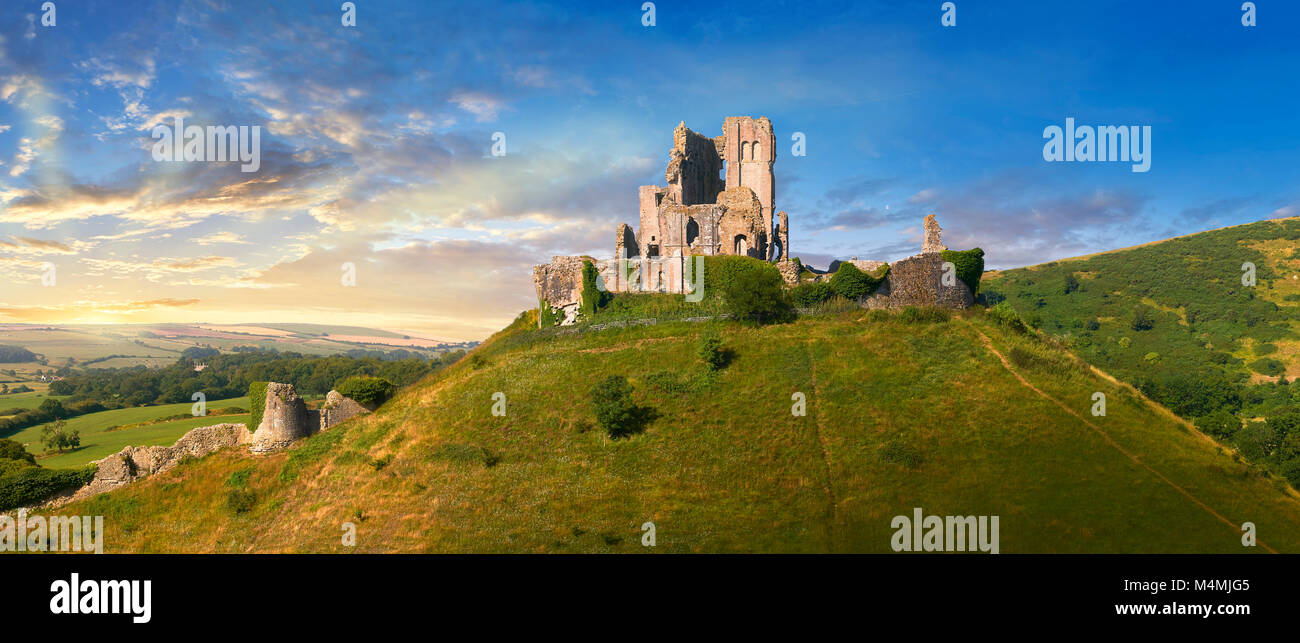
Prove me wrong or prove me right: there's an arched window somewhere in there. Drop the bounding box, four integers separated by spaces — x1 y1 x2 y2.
740 141 750 161
686 217 699 246
734 235 748 256
752 141 761 161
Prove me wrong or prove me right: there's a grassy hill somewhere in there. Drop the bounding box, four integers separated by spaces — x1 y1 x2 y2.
56 308 1300 553
984 217 1300 485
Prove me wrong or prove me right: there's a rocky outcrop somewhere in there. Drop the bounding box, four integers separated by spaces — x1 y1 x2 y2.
43 422 250 508
247 382 312 454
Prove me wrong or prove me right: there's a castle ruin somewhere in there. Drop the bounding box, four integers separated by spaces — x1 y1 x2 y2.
532 117 974 323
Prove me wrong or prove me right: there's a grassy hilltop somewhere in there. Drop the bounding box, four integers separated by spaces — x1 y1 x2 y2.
59 307 1300 553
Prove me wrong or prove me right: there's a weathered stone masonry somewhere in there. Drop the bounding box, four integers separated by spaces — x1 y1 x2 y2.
533 117 976 323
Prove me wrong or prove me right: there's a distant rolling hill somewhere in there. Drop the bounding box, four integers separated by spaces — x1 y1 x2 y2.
0 322 476 375
58 308 1300 553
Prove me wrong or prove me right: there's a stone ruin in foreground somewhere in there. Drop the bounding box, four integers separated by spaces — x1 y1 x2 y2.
533 116 976 324
40 383 371 509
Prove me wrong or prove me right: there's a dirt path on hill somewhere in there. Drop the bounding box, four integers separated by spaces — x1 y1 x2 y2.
805 341 841 551
962 320 1278 554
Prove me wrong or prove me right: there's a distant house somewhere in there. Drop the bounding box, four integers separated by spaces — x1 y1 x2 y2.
194 364 207 372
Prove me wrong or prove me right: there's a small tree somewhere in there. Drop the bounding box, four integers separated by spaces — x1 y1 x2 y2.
722 260 792 324
590 375 637 438
1063 273 1080 294
1131 304 1155 331
40 419 80 453
696 333 726 370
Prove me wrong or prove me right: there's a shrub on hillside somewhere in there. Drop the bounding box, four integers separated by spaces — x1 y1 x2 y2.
1250 358 1285 377
940 248 985 295
696 333 727 370
1195 410 1242 439
1131 304 1155 331
1234 421 1276 461
226 489 256 514
710 257 792 324
0 438 35 465
987 302 1028 333
590 375 638 438
335 376 396 407
0 465 96 512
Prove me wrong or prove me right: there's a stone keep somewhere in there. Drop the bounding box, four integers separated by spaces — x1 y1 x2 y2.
248 382 313 454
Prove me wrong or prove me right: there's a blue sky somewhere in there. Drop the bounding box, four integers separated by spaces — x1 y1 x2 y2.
0 0 1297 339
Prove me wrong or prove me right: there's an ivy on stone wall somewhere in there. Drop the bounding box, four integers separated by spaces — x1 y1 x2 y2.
941 248 985 295
580 260 610 317
829 262 889 300
247 381 268 433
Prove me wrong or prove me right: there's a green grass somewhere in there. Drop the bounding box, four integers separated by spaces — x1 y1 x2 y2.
0 390 64 413
47 310 1300 553
10 396 248 467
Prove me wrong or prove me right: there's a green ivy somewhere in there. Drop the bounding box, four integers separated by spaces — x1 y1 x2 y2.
247 381 268 433
941 248 985 295
829 262 889 300
580 260 610 317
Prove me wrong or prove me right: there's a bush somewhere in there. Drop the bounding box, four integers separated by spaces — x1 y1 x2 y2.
1250 358 1285 377
789 281 835 307
1195 410 1241 439
335 376 396 407
590 375 638 438
713 256 792 324
1131 304 1155 331
696 333 726 370
987 301 1028 333
829 262 887 301
1234 421 1277 461
0 458 35 477
247 381 268 433
0 438 35 465
0 465 96 511
940 248 985 295
225 489 257 514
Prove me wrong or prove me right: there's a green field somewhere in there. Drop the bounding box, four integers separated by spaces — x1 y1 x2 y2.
0 389 63 413
55 309 1300 553
9 396 249 468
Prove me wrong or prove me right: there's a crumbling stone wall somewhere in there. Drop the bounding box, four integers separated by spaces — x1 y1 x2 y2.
320 390 370 431
532 255 585 325
38 383 364 509
864 253 973 309
43 422 250 508
776 259 801 285
665 121 725 207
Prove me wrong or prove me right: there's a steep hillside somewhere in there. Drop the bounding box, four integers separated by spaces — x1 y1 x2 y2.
57 308 1300 553
985 217 1300 485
